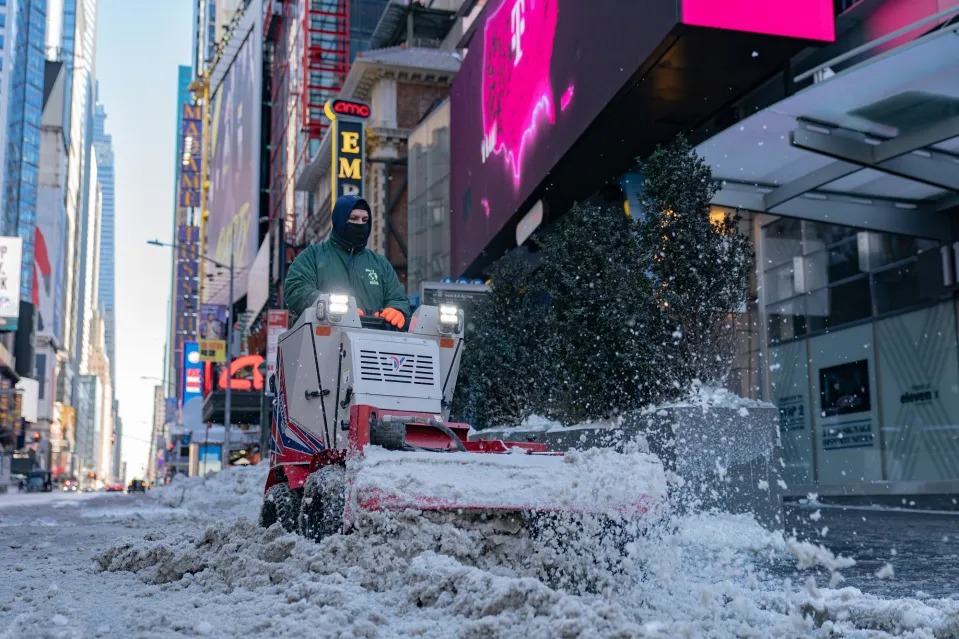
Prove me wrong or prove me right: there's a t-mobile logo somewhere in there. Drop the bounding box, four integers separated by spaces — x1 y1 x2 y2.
510 0 526 66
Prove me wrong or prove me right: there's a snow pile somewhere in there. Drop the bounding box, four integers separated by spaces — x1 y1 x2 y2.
351 445 666 514
89 463 959 637
656 381 774 412
151 462 269 520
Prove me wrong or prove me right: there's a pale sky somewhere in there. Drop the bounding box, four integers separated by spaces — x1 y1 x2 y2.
94 0 193 478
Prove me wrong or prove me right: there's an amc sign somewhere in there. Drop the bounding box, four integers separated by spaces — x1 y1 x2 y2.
327 99 371 120
325 99 372 204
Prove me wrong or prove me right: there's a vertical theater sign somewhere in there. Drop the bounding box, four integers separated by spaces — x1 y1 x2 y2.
325 99 372 204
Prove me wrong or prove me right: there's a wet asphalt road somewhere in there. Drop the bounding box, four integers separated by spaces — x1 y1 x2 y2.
782 503 959 599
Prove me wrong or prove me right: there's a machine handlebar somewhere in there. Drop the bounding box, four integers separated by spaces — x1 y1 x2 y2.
360 315 399 331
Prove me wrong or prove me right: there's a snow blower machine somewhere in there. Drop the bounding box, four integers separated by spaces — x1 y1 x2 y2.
260 293 667 542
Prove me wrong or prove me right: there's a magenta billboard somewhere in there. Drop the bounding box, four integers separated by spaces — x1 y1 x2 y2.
450 0 834 275
207 27 262 303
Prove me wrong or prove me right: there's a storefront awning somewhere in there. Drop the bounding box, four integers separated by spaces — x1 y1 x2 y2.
697 25 959 240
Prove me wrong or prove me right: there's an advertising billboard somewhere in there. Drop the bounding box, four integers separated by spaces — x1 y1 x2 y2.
199 303 228 339
449 0 834 275
34 198 68 343
207 26 262 303
182 341 204 407
450 0 672 274
0 237 23 331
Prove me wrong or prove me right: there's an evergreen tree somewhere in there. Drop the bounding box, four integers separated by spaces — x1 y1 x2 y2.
456 135 753 428
636 135 753 387
453 250 550 429
536 201 656 423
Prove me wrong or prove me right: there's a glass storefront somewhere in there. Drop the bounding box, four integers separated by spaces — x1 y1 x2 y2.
761 218 959 486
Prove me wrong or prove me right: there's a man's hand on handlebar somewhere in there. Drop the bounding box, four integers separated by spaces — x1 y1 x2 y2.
375 307 406 329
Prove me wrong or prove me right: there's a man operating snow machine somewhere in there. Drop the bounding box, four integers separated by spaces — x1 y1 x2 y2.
263 196 667 540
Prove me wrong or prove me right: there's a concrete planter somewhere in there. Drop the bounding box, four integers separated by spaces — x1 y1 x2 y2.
472 404 784 529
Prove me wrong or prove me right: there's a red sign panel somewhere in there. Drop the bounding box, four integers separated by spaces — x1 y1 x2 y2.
331 99 371 119
682 0 835 42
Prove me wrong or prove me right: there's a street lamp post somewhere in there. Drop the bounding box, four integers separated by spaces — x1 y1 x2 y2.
223 243 234 469
147 238 235 470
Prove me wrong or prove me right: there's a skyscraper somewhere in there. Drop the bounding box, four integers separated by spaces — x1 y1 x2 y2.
0 1 15 218
49 0 97 367
2 0 47 303
93 92 115 378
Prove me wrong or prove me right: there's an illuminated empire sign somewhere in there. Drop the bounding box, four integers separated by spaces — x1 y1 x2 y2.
325 99 372 205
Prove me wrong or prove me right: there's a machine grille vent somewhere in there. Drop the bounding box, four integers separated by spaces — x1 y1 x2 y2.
359 350 435 385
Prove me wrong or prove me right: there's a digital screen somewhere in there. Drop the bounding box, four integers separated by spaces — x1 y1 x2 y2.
450 0 834 275
819 360 871 418
207 28 262 302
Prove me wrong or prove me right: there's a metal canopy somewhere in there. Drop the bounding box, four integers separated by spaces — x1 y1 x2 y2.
696 25 959 241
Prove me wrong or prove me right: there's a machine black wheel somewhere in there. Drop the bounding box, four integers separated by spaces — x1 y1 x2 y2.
260 482 302 533
299 465 346 543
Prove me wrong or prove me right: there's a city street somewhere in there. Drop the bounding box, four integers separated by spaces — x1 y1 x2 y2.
2 467 959 638
784 504 959 600
0 491 101 512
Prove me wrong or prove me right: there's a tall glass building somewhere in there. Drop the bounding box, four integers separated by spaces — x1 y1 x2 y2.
3 0 46 302
93 91 115 377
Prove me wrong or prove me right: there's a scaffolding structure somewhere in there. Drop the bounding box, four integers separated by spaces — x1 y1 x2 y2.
264 0 351 245
303 0 350 140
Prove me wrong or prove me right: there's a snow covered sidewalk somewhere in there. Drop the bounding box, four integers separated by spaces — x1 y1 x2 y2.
2 464 957 638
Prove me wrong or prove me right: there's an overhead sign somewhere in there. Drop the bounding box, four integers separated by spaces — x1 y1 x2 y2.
199 339 227 362
0 236 23 331
182 341 204 406
325 99 371 204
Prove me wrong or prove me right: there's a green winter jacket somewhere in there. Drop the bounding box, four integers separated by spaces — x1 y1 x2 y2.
284 235 411 321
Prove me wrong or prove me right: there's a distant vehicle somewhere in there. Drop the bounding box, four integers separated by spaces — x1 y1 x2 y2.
60 478 79 492
25 470 53 493
105 483 125 492
127 479 146 493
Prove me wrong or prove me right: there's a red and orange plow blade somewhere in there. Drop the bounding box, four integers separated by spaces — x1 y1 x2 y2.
347 446 667 518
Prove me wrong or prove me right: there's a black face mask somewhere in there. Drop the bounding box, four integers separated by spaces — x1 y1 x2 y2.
340 222 370 248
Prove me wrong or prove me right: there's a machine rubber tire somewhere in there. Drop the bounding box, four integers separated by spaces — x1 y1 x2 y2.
260 482 301 533
299 465 346 543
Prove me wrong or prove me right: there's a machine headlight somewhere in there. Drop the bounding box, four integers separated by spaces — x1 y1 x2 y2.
439 305 460 324
329 294 350 316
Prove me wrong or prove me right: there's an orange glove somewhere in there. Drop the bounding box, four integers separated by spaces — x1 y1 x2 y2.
376 307 406 329
357 309 365 317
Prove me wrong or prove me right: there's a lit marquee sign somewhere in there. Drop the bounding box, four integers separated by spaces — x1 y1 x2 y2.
326 99 372 205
